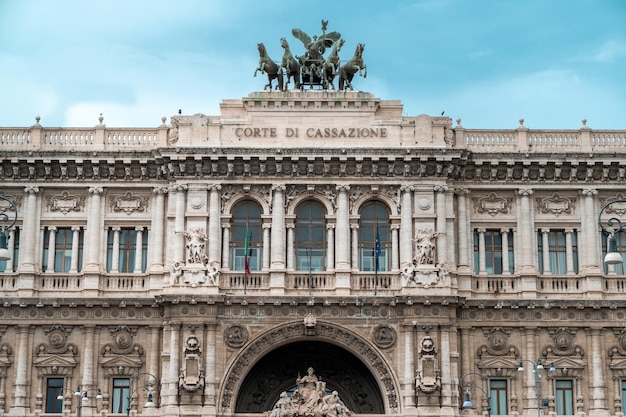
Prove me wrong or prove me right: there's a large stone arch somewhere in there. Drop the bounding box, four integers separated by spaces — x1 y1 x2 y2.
219 320 400 414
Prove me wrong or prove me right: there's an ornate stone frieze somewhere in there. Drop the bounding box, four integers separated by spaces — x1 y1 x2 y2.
100 325 144 376
224 325 248 348
47 190 84 214
110 191 148 214
473 192 512 216
536 192 575 216
34 325 78 377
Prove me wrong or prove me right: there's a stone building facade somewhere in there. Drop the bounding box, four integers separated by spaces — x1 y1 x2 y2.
0 91 626 417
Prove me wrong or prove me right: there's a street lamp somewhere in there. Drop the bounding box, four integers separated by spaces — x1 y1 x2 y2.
459 372 491 417
126 372 160 417
598 198 626 266
517 359 556 417
57 386 103 417
0 195 18 261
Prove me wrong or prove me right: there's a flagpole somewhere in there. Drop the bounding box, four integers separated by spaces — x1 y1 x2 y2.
244 222 250 295
374 220 380 296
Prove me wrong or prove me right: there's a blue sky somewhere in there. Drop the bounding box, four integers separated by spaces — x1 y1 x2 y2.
1 0 625 129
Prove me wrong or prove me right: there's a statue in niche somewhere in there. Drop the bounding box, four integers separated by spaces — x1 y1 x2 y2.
415 228 437 266
267 367 354 417
184 228 208 265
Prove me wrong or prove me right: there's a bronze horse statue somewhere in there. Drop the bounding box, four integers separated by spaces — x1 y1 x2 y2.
254 43 284 90
322 38 344 89
338 43 367 91
280 38 300 89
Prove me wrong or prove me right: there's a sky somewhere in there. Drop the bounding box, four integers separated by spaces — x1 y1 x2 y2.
1 0 625 130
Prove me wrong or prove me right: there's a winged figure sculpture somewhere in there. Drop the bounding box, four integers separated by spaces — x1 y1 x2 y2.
292 20 341 62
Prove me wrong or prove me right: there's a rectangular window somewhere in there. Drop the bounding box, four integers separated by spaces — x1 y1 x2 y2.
473 229 514 274
106 228 148 273
555 379 574 415
42 228 84 273
489 379 508 415
621 380 626 414
538 230 578 274
112 378 130 414
46 378 64 413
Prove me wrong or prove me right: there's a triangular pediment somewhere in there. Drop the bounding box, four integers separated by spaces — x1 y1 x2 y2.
478 356 519 370
33 354 77 368
550 356 584 370
99 354 143 377
609 357 626 370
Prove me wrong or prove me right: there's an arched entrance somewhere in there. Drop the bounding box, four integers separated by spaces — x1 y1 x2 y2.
235 340 384 413
220 321 399 415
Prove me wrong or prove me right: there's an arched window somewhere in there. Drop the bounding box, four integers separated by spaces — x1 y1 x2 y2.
359 201 390 271
231 201 262 272
295 201 326 271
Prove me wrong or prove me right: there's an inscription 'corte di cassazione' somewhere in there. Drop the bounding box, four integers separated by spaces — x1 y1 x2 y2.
234 127 388 138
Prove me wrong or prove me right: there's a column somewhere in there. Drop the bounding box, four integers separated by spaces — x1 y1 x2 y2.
84 186 104 273
582 189 599 273
286 223 294 270
477 228 486 274
518 189 535 274
208 184 221 264
335 185 350 270
70 226 81 273
521 328 539 412
270 185 286 270
19 186 39 273
81 326 96 407
204 323 217 406
11 325 30 410
440 325 452 407
350 224 359 270
434 185 448 264
565 228 575 275
148 326 161 406
168 322 180 407
326 224 335 271
150 187 167 272
46 226 57 272
173 184 187 263
403 324 416 409
589 328 607 414
111 227 121 273
391 224 400 272
460 327 471 376
501 228 511 275
456 189 471 272
399 185 414 266
134 227 144 273
541 228 551 275
262 223 271 271
221 223 230 270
